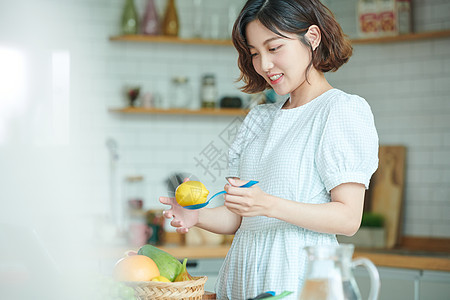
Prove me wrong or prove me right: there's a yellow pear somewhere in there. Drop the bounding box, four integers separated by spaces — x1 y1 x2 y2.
174 258 194 282
175 181 209 207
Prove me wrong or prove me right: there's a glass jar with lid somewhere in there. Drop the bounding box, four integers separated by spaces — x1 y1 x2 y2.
169 76 192 109
201 74 217 108
124 175 150 246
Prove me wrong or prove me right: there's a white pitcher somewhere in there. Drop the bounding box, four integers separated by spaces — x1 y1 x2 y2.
299 244 380 300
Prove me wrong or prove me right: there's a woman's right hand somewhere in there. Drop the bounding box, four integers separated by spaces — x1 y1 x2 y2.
159 178 199 234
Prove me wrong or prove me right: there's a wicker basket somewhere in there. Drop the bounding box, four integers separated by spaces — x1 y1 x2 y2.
125 276 208 300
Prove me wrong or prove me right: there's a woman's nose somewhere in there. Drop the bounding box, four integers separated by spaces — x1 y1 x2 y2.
260 54 274 73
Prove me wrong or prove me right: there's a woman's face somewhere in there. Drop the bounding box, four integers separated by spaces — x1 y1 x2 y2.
246 20 312 96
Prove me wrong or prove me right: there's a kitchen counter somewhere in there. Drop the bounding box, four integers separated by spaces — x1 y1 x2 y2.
159 245 230 259
353 249 450 272
158 245 450 272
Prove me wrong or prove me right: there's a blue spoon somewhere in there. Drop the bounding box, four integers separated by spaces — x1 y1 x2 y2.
183 180 259 210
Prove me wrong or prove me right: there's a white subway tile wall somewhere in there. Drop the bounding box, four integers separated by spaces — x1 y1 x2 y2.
0 0 449 238
325 0 450 238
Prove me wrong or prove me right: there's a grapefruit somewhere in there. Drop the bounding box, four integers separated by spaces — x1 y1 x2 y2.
113 255 160 281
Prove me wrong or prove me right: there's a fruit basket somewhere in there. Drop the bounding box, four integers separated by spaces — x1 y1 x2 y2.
124 276 208 300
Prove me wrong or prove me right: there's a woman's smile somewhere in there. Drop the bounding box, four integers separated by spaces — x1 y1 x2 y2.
268 73 284 84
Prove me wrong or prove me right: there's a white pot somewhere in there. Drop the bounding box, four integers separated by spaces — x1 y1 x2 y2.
337 227 386 249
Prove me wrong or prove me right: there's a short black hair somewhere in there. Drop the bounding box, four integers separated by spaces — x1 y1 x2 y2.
232 0 353 93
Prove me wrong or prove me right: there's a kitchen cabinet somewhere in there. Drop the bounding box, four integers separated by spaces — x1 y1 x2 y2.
354 266 420 300
354 267 450 300
419 271 450 300
186 258 224 292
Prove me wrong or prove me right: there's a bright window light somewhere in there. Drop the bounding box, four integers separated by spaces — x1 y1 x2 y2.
51 51 70 145
0 47 26 143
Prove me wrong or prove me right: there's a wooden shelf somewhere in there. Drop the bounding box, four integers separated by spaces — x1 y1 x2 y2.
109 107 249 116
110 29 450 46
351 29 450 44
109 34 233 46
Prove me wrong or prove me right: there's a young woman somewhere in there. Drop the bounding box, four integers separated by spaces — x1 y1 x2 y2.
160 0 379 298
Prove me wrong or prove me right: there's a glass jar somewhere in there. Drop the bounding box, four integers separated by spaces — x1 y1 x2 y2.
123 175 144 229
124 175 150 247
146 210 165 245
201 74 217 108
128 208 150 247
169 76 192 109
125 175 144 208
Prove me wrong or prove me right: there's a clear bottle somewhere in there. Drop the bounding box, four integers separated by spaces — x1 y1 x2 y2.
201 74 217 108
121 0 139 35
192 0 203 38
227 4 238 39
142 0 160 35
397 0 412 34
162 0 179 36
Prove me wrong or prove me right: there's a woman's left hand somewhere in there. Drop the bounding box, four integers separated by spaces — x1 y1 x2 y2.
224 178 271 217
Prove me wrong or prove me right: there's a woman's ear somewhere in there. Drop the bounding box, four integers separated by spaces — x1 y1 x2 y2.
305 25 321 51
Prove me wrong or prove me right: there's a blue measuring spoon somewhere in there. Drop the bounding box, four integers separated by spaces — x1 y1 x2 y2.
182 180 259 210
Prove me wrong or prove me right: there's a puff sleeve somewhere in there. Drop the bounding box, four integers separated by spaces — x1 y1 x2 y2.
316 95 379 192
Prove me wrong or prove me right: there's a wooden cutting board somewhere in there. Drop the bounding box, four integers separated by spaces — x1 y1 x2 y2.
370 145 406 248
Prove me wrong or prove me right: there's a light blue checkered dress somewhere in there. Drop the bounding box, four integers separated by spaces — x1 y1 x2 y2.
215 89 379 300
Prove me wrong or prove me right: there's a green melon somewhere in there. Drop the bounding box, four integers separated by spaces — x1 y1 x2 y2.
137 244 182 282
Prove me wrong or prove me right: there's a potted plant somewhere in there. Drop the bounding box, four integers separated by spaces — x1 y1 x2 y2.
338 212 386 249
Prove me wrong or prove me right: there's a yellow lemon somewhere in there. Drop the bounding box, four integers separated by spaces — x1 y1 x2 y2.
151 275 171 282
175 181 209 207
